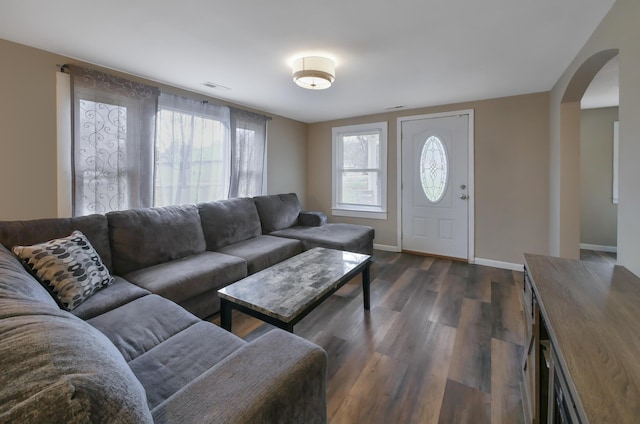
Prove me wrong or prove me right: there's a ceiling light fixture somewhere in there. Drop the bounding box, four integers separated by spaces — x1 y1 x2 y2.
292 56 335 90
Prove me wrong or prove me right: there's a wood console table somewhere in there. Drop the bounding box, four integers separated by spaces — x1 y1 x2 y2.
522 254 640 423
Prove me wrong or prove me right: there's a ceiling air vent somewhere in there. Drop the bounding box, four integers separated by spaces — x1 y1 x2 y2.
202 81 231 91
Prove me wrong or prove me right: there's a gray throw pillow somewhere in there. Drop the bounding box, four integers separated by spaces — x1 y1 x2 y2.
12 230 114 311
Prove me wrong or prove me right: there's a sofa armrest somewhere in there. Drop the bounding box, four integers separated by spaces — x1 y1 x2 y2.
298 211 327 227
151 329 327 424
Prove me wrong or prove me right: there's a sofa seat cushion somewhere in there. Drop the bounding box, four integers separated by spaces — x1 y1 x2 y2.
129 321 245 409
270 223 375 255
217 235 302 274
151 329 327 424
178 287 224 319
253 193 302 233
71 276 150 320
87 294 200 362
123 251 247 304
107 205 207 275
198 197 263 250
0 300 152 423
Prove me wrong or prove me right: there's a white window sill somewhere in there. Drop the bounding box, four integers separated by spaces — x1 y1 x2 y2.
332 208 387 220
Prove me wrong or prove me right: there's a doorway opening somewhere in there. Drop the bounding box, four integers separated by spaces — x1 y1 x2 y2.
556 48 618 261
579 54 619 264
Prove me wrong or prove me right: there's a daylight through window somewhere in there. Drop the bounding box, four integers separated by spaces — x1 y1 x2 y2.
420 136 448 203
154 94 231 207
332 122 388 219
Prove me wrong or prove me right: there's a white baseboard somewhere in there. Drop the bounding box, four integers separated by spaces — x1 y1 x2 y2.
373 244 401 252
580 243 617 253
371 247 523 271
473 258 524 272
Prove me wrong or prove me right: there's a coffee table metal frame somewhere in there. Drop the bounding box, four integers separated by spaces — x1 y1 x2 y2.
218 248 371 333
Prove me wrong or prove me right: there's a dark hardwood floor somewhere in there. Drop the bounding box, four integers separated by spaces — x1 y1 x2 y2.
580 248 616 265
212 251 526 423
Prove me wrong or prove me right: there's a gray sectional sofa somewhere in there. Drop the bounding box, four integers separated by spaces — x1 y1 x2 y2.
104 193 374 319
0 193 374 423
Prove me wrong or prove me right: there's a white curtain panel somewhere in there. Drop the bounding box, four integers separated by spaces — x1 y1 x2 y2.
69 65 159 216
69 65 267 215
228 108 267 199
154 93 231 206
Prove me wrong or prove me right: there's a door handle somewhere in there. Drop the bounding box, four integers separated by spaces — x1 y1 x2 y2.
459 194 468 200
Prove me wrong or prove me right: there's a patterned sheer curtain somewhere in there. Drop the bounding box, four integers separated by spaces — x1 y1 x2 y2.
154 93 231 206
69 65 159 216
228 108 268 198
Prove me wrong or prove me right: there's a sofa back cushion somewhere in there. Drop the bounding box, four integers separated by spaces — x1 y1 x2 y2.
198 198 262 250
107 205 206 275
253 193 302 233
0 214 113 272
0 244 58 308
11 231 115 311
0 300 153 423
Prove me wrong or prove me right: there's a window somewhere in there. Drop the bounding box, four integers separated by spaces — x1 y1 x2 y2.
420 135 448 203
69 66 158 216
67 66 268 216
229 109 268 198
332 122 387 219
155 95 268 206
154 93 231 207
76 98 129 213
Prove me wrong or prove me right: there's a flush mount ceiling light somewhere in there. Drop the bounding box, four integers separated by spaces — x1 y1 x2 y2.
292 56 335 90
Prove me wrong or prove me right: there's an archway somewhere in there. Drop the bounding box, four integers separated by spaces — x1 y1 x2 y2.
556 49 618 259
579 55 619 263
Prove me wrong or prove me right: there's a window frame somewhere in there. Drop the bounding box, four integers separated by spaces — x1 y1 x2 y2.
332 121 388 220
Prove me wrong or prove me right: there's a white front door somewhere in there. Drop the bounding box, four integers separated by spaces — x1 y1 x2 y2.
401 113 470 259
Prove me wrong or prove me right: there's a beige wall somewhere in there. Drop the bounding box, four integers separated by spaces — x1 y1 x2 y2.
307 92 550 265
0 39 62 220
267 117 307 203
559 102 582 258
0 38 307 220
550 0 640 275
580 107 618 247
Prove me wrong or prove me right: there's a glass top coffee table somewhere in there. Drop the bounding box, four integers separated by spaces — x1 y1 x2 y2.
218 247 371 333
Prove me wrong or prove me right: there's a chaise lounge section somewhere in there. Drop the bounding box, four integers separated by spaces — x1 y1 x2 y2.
254 193 375 255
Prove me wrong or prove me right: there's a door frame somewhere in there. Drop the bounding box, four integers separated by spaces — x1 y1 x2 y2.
396 109 475 262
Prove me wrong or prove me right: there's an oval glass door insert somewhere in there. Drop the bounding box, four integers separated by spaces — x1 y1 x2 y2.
420 136 448 202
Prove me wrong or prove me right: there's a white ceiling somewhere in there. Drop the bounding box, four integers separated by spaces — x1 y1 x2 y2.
0 0 615 123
